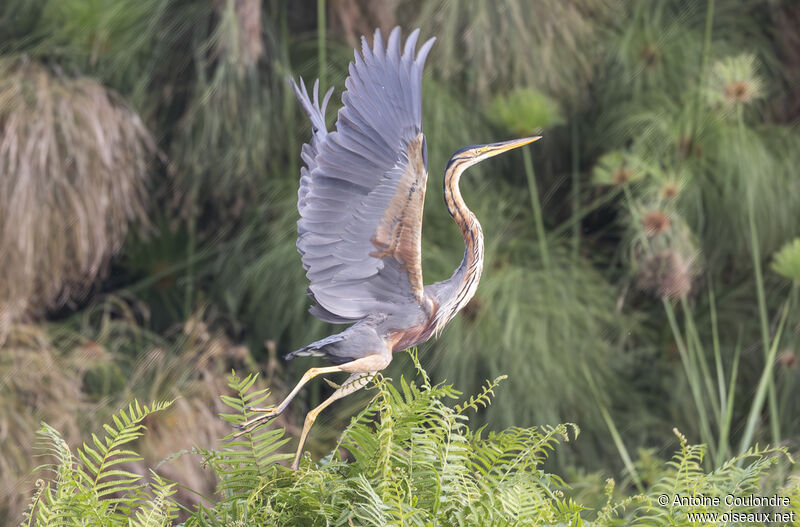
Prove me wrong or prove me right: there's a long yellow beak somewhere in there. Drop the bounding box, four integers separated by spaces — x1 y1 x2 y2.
481 135 542 158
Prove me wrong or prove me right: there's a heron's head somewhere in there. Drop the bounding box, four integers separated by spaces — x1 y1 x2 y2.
450 136 541 169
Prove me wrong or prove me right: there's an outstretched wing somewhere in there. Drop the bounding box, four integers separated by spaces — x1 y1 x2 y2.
291 27 435 324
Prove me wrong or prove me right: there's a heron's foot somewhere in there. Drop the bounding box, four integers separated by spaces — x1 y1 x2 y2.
232 407 282 438
291 451 308 471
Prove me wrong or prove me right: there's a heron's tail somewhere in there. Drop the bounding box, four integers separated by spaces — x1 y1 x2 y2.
284 333 345 361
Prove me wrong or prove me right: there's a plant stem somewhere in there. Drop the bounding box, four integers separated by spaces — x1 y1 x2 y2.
681 297 721 424
701 0 715 69
694 0 715 119
738 286 794 455
739 104 781 446
317 0 326 89
708 284 725 415
581 362 644 493
280 1 297 181
571 113 580 259
551 187 621 239
621 183 641 216
778 287 799 418
663 300 715 456
717 332 741 462
522 147 550 269
708 283 732 461
184 188 197 318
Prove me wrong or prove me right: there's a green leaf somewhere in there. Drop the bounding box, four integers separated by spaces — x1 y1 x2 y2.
772 238 800 281
488 88 564 136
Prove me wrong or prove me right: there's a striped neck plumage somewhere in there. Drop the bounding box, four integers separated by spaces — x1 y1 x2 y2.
435 156 485 334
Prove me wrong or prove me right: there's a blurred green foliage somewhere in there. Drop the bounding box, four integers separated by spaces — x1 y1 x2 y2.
773 239 800 283
489 88 564 136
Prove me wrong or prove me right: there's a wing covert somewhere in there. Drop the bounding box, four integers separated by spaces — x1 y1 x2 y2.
291 27 435 323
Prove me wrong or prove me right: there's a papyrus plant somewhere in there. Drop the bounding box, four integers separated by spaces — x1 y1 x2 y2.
0 59 153 333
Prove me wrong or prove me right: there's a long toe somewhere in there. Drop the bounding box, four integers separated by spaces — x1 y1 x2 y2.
233 423 264 439
234 412 281 437
243 405 275 412
239 412 280 428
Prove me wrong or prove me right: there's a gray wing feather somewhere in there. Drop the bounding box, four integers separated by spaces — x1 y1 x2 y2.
290 27 435 324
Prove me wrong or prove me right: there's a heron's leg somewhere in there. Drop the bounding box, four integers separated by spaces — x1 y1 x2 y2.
235 365 344 436
291 371 374 470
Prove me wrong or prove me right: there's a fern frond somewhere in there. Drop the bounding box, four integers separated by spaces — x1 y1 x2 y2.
27 400 173 524
627 434 791 526
404 347 430 388
79 400 173 497
201 371 292 502
454 375 508 414
348 474 391 526
130 471 179 527
30 424 96 524
20 479 47 527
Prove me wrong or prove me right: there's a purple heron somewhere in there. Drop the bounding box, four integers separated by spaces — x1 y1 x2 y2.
236 27 540 470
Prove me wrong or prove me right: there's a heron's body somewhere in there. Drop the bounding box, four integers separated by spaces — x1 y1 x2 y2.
236 27 538 469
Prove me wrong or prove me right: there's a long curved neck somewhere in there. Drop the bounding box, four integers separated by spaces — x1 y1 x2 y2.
435 157 484 331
